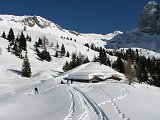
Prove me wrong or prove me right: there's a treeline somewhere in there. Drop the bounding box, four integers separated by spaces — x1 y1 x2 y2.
61 36 76 42
63 52 89 71
63 45 160 87
107 48 160 87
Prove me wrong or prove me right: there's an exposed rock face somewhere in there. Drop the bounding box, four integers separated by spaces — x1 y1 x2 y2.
23 16 52 28
139 1 160 35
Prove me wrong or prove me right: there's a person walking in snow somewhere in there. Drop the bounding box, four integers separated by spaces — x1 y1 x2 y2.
34 87 39 94
71 79 73 84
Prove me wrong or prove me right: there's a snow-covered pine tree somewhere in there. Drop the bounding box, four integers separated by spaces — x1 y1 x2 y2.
66 51 69 57
13 37 22 57
21 53 32 77
7 28 15 46
63 61 70 71
19 32 27 51
61 43 66 56
55 51 58 57
2 31 6 39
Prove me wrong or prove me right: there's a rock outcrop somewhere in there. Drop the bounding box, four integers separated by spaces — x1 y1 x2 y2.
139 1 160 35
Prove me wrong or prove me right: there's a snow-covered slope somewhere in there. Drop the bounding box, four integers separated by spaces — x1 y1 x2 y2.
0 62 160 120
0 14 103 80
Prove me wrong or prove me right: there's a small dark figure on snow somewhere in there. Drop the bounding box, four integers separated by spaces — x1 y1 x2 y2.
61 80 64 84
71 79 73 84
34 87 38 94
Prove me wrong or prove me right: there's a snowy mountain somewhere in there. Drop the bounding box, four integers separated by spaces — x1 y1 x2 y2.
139 1 160 35
0 2 160 119
106 29 160 52
106 1 160 52
0 14 109 46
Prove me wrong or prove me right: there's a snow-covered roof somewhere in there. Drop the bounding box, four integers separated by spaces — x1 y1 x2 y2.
67 62 124 80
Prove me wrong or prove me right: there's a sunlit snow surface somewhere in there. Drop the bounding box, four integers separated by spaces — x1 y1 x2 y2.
0 63 160 120
0 15 160 120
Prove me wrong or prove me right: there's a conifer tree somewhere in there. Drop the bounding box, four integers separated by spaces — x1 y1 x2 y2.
61 44 66 55
66 51 69 57
29 36 32 42
55 51 58 57
37 38 43 47
24 25 27 31
70 53 77 68
7 28 15 46
26 34 29 39
56 42 59 50
115 56 124 73
7 45 10 52
2 31 6 38
19 32 27 51
13 37 22 57
39 50 52 61
63 61 71 71
21 53 31 77
106 57 111 67
93 55 98 62
26 34 32 42
84 57 90 63
35 46 40 56
49 42 54 47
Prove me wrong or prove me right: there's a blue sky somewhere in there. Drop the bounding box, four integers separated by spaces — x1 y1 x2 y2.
0 0 157 34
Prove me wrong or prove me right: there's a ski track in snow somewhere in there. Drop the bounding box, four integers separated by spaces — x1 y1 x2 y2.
98 84 130 120
68 86 108 120
64 87 75 120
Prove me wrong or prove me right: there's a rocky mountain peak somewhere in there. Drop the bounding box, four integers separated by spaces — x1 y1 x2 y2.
0 15 63 29
23 16 52 28
139 1 160 35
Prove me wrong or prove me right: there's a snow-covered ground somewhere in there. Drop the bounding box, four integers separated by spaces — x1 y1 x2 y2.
0 63 160 120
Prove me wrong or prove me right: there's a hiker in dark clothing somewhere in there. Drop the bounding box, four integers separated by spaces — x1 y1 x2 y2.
34 87 39 94
71 79 73 84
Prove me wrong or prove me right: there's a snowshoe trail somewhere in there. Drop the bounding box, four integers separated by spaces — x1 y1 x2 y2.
81 84 95 92
98 84 131 120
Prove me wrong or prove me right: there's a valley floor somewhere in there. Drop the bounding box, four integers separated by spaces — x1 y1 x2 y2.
0 78 160 120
